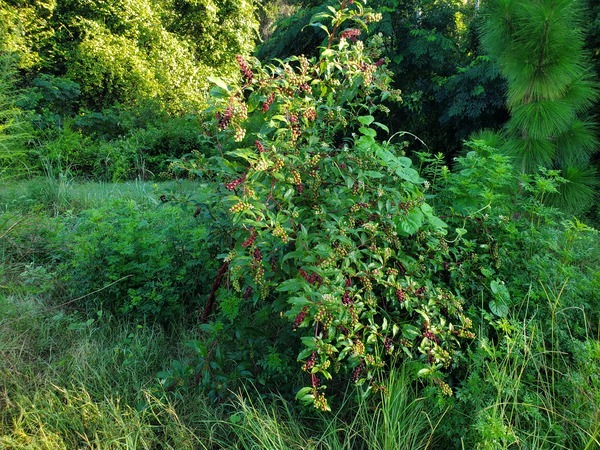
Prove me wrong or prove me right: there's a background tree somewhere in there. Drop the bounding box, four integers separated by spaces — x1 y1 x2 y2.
481 0 599 213
0 0 259 114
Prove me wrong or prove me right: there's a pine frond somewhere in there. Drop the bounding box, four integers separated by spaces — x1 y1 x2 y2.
479 0 518 60
554 119 599 167
502 137 556 172
563 76 600 113
504 59 586 106
469 129 506 149
545 165 599 213
508 99 575 140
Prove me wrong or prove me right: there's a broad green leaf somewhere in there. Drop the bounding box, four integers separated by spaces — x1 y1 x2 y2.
360 170 385 179
357 115 375 126
397 208 424 235
402 324 421 340
489 280 510 317
358 127 377 138
208 76 230 92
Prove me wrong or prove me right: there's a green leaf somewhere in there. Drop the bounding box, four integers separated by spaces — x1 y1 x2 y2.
427 215 448 232
357 115 375 126
208 76 230 92
489 280 510 317
360 170 384 179
402 324 421 340
277 279 303 292
295 387 314 401
247 91 260 113
358 127 377 138
297 348 314 360
301 336 317 349
373 122 389 133
397 208 424 236
309 22 330 35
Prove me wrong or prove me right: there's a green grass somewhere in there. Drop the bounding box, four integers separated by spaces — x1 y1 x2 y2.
0 293 441 449
0 294 207 449
0 177 199 216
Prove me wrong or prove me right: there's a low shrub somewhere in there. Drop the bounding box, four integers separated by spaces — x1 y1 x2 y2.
59 197 217 321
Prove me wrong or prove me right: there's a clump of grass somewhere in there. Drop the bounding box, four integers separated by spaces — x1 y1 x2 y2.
1 384 202 449
0 294 208 448
211 366 440 450
0 178 193 216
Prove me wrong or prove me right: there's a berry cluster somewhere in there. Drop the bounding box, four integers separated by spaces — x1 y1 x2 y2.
303 107 316 121
351 360 366 382
415 286 427 298
236 55 253 82
303 351 316 371
299 269 322 285
217 107 232 130
350 202 369 212
271 157 284 172
225 176 245 190
293 306 309 330
273 223 289 243
384 336 393 354
289 114 301 142
342 291 352 305
435 378 453 397
292 170 302 187
313 391 329 411
315 308 333 329
241 229 256 248
262 92 275 113
423 330 440 344
396 287 405 302
255 140 266 153
340 28 361 42
352 339 365 356
229 201 254 213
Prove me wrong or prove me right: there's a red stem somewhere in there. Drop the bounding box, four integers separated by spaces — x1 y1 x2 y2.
201 261 230 323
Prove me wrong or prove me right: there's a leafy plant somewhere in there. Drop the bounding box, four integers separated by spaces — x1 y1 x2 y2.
173 0 474 410
59 197 216 321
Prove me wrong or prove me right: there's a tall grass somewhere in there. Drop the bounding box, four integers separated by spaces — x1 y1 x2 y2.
471 287 600 449
216 366 440 450
0 294 207 449
0 178 196 216
0 291 441 449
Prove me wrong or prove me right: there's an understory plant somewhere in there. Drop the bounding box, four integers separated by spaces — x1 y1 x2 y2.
414 133 599 449
172 0 475 410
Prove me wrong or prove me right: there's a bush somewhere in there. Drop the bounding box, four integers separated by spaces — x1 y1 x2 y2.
60 197 217 321
171 0 475 410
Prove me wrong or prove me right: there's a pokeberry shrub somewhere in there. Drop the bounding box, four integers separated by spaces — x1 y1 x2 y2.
173 0 475 410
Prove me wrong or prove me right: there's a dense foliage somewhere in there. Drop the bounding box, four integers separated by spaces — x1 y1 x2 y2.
258 0 509 157
0 0 258 180
0 0 257 112
0 0 599 448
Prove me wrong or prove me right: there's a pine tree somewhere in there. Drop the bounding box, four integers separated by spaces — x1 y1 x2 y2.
481 0 598 213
